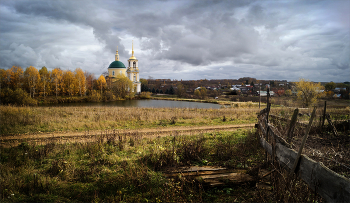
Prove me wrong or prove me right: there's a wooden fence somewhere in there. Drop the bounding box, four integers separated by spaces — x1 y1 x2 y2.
256 105 350 202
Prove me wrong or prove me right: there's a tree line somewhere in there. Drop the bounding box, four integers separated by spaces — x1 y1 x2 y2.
0 66 134 105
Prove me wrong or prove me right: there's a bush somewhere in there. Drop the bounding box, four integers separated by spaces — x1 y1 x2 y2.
0 88 37 106
88 90 102 102
139 92 152 99
103 91 116 102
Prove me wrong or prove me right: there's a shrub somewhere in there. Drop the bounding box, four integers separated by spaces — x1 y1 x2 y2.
88 90 102 102
139 92 152 99
103 91 116 102
0 88 37 106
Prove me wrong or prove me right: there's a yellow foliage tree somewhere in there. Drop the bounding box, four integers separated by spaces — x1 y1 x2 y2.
62 70 75 96
194 87 207 99
24 66 40 98
75 68 86 97
9 66 24 90
51 68 63 97
4 69 12 88
96 75 106 94
39 66 51 98
295 78 324 107
111 74 133 99
0 68 7 90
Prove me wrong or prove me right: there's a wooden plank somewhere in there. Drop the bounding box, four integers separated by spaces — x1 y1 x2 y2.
259 135 272 156
165 166 226 174
164 169 246 178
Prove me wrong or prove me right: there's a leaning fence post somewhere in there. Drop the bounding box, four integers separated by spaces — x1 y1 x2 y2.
322 101 327 128
290 106 317 174
326 114 338 136
286 108 299 146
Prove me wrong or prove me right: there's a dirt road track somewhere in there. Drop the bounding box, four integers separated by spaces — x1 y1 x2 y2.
1 124 255 147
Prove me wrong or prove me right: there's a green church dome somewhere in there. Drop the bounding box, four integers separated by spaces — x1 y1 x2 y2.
108 61 126 69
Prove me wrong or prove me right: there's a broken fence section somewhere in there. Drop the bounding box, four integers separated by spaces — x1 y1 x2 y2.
257 107 350 202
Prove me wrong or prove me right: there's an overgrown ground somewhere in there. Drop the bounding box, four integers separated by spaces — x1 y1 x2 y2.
268 106 350 179
1 129 269 202
0 103 347 202
0 105 261 136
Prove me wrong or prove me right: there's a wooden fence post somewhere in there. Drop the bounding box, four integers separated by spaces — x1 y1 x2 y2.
326 114 338 136
265 97 271 162
286 108 299 146
290 106 316 174
322 101 327 128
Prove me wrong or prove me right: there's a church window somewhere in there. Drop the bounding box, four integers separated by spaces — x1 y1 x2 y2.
133 61 136 68
112 71 115 76
120 71 122 75
134 74 136 81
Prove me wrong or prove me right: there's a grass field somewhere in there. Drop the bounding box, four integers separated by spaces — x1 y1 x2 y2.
1 102 347 202
0 129 268 202
0 105 261 136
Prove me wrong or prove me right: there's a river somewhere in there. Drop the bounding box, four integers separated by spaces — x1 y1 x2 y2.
40 99 222 109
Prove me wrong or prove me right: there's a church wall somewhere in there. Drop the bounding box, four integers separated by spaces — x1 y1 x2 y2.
108 68 126 78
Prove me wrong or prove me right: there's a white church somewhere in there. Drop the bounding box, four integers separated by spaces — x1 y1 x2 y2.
107 42 141 93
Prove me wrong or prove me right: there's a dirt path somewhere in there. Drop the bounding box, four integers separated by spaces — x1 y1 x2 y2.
1 124 255 147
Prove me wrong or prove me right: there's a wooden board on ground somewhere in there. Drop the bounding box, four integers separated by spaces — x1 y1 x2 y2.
163 166 254 186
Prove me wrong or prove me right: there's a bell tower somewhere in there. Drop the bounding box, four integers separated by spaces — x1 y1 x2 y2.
126 41 141 93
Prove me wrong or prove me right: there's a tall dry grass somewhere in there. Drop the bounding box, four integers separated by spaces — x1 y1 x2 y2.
0 129 264 202
0 105 260 135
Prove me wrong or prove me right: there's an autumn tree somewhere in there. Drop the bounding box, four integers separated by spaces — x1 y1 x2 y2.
284 89 292 97
194 87 207 99
325 82 336 91
111 75 133 99
4 69 12 88
51 68 63 97
9 66 24 89
85 71 95 94
176 82 185 98
62 70 75 96
0 68 7 91
75 68 86 96
295 78 324 107
24 66 40 98
39 66 51 98
96 75 106 95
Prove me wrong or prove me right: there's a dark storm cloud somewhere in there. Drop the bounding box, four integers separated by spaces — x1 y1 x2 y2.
0 0 349 81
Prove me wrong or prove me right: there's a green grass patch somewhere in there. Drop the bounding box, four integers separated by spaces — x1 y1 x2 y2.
0 129 265 202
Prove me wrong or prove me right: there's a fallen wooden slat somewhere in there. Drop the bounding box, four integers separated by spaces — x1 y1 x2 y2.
164 169 246 178
163 166 254 186
164 166 226 174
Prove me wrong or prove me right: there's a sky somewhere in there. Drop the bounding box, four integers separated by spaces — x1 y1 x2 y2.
0 0 349 82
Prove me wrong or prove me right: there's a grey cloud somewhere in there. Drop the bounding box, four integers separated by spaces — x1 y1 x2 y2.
0 0 349 82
